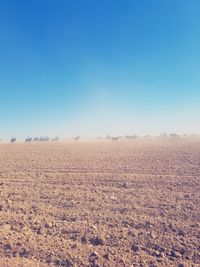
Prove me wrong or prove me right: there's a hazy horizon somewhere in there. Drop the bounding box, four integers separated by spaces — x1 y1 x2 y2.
1 1 200 140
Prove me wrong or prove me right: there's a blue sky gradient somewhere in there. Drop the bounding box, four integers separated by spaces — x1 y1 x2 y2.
0 0 200 139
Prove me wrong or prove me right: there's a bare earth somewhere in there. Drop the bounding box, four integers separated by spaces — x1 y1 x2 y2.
0 139 199 267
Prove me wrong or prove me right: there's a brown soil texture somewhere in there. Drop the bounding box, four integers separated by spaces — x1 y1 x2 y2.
0 139 200 267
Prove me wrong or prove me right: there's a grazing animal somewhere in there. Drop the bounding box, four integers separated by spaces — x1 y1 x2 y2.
125 135 138 139
74 136 80 141
11 137 16 143
39 136 50 142
51 136 59 142
170 133 179 138
44 136 50 142
25 137 33 142
111 137 119 141
34 137 39 142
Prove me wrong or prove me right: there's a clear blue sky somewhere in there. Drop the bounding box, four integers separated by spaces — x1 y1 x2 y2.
0 0 200 139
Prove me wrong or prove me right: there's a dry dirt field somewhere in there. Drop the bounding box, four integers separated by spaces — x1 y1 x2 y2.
0 139 200 267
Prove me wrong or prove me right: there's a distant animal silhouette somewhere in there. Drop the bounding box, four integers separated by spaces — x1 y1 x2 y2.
25 137 33 142
51 136 59 142
125 135 138 139
34 137 39 142
170 133 180 138
39 136 50 142
111 137 119 141
11 137 16 143
74 136 80 141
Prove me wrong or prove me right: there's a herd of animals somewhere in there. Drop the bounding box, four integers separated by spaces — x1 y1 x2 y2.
10 135 138 143
10 136 80 143
8 134 183 143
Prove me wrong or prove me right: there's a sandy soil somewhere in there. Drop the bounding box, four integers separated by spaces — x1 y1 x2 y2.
0 139 199 267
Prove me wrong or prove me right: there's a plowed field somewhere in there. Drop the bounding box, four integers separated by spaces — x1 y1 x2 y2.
0 139 199 266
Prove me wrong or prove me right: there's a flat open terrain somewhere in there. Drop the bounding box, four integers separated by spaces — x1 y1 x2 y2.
0 139 199 267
